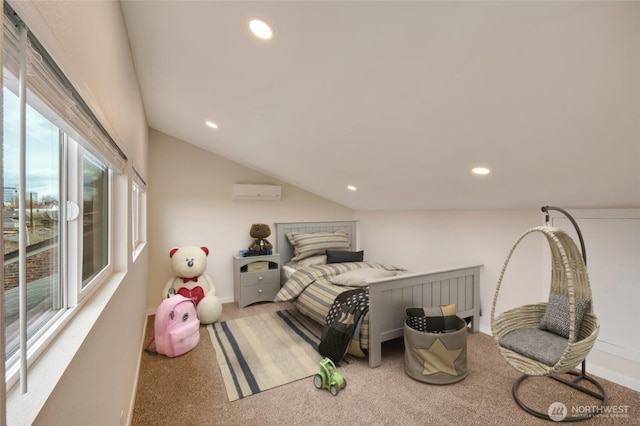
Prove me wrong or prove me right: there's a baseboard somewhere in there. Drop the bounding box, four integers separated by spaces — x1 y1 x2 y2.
479 324 492 336
126 314 149 425
587 347 640 392
588 364 640 392
219 296 234 304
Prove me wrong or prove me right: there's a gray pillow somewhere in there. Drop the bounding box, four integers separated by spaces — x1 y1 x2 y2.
539 292 590 339
326 250 363 264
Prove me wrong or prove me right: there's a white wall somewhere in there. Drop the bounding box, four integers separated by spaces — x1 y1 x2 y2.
3 1 149 424
549 210 640 391
146 131 546 333
147 129 355 311
355 209 544 333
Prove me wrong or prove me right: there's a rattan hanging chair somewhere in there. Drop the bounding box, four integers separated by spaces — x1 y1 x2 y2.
491 207 607 421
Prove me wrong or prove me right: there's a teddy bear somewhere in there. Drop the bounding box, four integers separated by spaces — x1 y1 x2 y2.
163 245 222 324
248 223 273 254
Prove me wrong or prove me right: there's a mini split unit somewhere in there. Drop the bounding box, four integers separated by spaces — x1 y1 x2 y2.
232 184 282 201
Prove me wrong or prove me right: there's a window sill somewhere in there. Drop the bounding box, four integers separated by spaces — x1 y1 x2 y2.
132 241 146 262
6 270 126 426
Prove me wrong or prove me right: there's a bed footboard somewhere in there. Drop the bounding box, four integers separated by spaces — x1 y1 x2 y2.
366 265 482 368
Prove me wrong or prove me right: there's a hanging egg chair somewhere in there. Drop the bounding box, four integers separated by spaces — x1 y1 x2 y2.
490 206 607 421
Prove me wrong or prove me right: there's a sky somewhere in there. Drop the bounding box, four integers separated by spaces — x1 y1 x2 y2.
3 86 60 204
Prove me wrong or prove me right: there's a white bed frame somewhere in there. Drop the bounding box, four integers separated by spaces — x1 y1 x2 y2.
275 220 481 368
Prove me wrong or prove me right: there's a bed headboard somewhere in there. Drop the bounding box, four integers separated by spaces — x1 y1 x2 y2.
275 220 358 266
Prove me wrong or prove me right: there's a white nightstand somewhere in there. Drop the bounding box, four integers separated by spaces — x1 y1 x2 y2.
233 254 281 308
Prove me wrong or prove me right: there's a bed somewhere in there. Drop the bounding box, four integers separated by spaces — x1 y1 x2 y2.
274 220 482 368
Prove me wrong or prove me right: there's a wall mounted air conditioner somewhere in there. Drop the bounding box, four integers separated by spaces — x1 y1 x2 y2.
232 184 282 201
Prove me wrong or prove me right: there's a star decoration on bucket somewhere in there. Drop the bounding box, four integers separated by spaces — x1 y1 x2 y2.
412 338 462 376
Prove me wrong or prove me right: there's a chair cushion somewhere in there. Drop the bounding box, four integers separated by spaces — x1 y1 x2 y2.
499 328 568 366
539 292 591 339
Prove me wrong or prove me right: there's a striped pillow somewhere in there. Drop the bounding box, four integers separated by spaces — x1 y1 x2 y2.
287 231 350 262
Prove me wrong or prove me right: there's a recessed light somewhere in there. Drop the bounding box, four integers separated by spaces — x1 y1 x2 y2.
249 19 272 40
205 121 218 129
472 167 490 175
347 185 357 191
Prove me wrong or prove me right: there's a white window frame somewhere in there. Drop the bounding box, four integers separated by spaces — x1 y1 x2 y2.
2 107 115 388
132 170 146 261
66 139 114 306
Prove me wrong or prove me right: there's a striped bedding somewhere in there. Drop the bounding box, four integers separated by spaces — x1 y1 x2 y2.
274 262 406 353
294 278 371 352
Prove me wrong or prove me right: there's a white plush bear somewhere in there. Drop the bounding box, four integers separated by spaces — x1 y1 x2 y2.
163 246 222 324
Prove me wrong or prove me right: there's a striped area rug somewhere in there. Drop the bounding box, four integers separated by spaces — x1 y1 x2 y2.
208 309 324 401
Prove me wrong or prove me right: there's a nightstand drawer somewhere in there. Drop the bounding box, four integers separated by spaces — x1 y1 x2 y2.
239 270 279 287
241 281 280 300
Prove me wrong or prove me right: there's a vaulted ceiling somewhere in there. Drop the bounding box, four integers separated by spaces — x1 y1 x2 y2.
121 1 640 210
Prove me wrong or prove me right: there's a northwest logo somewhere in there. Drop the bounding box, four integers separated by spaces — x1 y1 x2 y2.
549 402 567 421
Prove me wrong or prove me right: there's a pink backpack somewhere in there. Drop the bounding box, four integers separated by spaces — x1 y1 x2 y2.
145 295 200 357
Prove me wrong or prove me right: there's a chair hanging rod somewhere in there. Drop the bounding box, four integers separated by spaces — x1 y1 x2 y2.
541 206 586 265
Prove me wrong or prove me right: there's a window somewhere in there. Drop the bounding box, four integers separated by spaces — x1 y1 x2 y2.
132 168 146 259
132 184 140 249
2 87 63 361
80 151 110 286
2 4 126 386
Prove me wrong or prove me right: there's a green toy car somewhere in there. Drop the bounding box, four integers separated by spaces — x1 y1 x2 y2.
314 357 346 396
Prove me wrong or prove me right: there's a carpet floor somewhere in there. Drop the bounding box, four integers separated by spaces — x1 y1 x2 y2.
132 302 640 425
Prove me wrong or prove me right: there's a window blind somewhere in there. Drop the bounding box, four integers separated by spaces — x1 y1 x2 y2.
132 167 147 192
2 3 127 173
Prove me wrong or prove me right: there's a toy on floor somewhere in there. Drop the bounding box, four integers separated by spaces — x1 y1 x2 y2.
163 245 222 324
313 357 346 396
